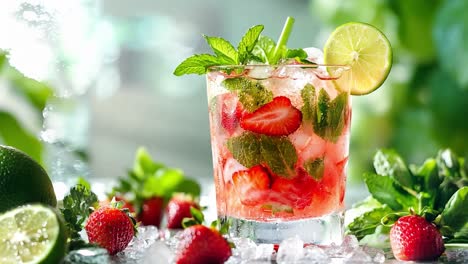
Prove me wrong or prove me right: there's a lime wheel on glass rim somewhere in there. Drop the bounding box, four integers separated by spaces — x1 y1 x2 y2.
324 22 393 95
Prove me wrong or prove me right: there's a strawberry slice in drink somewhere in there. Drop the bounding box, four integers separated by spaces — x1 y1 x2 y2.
270 169 317 210
240 96 302 136
232 165 271 206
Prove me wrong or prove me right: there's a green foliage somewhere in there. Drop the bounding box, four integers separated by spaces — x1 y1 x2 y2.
0 111 43 163
347 149 468 245
0 50 53 164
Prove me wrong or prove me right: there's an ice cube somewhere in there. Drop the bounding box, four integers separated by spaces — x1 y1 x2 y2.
303 47 324 64
247 65 274 79
303 245 330 263
231 237 257 260
324 235 359 258
255 243 274 261
142 240 173 264
361 245 385 263
276 236 305 263
62 248 110 264
344 247 373 263
108 226 162 263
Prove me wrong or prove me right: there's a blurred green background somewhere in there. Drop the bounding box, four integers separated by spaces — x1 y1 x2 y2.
0 0 467 191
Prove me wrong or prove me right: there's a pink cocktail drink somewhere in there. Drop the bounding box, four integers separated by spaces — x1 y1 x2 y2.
207 64 351 244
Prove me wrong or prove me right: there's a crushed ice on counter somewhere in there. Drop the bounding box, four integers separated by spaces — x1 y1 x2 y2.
111 226 159 263
225 235 385 264
226 237 274 264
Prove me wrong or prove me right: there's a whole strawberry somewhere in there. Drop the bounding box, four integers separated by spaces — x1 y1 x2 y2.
390 215 445 261
139 196 164 227
85 205 136 255
175 225 232 264
166 194 200 229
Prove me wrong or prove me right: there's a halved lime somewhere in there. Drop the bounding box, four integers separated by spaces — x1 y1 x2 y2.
0 204 68 264
324 22 392 95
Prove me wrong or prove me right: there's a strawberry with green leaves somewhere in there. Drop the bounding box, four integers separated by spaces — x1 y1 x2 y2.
85 201 137 255
175 208 232 264
109 147 201 227
166 194 201 229
346 149 468 261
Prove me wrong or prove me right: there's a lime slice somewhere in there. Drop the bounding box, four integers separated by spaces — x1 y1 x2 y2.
324 22 392 95
0 204 68 264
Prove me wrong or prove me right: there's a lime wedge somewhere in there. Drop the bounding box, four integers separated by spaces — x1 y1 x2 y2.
324 22 392 95
0 204 68 264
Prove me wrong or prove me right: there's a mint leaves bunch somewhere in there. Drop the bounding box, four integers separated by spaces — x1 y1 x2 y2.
173 17 308 76
347 149 468 245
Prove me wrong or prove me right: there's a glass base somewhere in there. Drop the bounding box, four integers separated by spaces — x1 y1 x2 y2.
222 212 344 245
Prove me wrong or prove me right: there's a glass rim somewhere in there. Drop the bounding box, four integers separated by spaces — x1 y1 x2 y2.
207 64 351 71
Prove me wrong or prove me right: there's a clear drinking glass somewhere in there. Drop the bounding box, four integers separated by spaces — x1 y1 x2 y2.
206 64 351 245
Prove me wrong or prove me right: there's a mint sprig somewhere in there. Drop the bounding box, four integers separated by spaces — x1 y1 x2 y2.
237 25 264 64
173 17 309 75
347 149 468 245
60 180 98 250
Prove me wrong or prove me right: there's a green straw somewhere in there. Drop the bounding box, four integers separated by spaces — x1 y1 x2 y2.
271 16 295 64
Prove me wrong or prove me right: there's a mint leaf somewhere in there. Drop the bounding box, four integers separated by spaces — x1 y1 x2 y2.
134 147 165 178
204 36 238 64
316 88 330 130
435 149 465 210
252 35 276 63
301 84 348 142
173 54 222 76
364 172 418 211
373 149 414 188
260 135 297 178
238 25 264 64
285 49 308 62
222 77 273 112
346 205 394 240
300 85 348 142
303 158 324 180
326 92 348 141
301 84 317 128
227 133 297 178
226 132 262 168
440 187 468 237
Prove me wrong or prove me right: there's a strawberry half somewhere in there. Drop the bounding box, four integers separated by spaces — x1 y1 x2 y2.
232 165 270 206
175 225 232 264
85 205 136 255
390 215 445 261
166 194 200 229
240 96 302 136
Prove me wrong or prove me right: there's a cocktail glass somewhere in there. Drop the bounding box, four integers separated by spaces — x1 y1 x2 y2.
206 64 351 245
